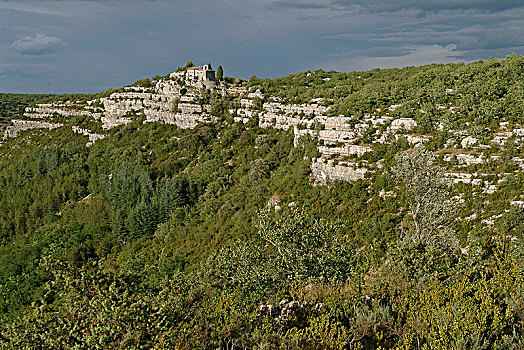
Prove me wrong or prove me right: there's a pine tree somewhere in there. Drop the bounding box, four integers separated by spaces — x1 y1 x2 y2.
112 209 128 245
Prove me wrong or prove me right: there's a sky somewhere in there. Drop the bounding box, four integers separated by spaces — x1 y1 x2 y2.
1 0 523 93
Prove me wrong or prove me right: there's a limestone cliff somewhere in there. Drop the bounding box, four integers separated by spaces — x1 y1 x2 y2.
7 68 523 188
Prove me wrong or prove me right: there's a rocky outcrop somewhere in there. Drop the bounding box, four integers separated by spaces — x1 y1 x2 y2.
71 126 107 147
318 144 372 157
24 105 102 120
311 157 368 184
258 299 306 324
100 80 216 129
461 136 478 148
389 118 417 132
12 68 524 185
446 172 482 185
3 120 63 139
100 116 132 130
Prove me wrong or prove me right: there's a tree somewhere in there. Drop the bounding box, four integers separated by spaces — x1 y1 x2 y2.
184 60 194 69
209 93 228 117
204 208 353 294
391 144 458 249
248 159 269 182
171 97 181 113
132 78 151 88
216 65 223 81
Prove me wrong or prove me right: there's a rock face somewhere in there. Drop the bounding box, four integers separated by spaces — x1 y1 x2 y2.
461 136 478 148
25 104 102 120
7 67 524 185
389 118 417 132
311 158 368 184
71 126 107 147
12 68 441 184
14 74 219 145
3 120 63 139
252 101 432 182
258 299 306 324
100 83 216 129
318 144 372 157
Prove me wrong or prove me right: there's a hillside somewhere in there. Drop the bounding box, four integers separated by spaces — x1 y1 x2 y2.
0 56 523 348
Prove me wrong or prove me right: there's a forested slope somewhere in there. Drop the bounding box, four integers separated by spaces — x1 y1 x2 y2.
0 56 523 348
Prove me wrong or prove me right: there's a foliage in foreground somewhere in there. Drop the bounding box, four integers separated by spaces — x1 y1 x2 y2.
1 226 522 349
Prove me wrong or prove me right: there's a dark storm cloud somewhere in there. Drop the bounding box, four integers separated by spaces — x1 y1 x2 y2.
330 0 524 14
267 1 329 9
351 19 524 52
0 0 522 93
320 2 524 66
330 46 414 58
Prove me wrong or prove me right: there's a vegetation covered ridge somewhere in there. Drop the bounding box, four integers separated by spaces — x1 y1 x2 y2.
0 55 523 348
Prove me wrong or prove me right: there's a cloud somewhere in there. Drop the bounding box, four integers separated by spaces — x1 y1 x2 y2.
369 44 466 67
267 1 329 10
330 0 524 14
329 46 414 58
1 0 522 93
322 44 467 72
10 33 67 55
359 21 524 52
320 7 524 60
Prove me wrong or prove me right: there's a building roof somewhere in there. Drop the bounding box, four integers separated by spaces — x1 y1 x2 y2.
187 65 214 71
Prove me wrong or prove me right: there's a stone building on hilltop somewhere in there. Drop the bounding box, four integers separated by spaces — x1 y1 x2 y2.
187 64 215 81
171 64 216 89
